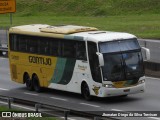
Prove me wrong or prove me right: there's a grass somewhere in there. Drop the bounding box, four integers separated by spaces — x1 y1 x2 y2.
0 14 160 39
0 106 18 111
0 0 160 39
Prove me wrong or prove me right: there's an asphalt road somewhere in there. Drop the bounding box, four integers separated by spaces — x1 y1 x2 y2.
0 29 8 45
0 57 160 120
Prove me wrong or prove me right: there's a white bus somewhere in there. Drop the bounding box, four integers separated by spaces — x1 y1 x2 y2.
9 24 150 100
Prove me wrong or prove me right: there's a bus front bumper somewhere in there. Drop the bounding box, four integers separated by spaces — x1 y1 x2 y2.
99 83 145 97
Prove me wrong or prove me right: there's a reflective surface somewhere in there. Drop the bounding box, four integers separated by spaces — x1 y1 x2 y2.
99 39 144 81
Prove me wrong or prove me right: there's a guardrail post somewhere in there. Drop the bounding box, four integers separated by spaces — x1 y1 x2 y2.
7 98 13 109
35 104 41 112
64 111 69 120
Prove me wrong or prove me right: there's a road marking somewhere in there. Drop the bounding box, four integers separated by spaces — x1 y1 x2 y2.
0 57 7 60
146 77 160 80
61 117 76 120
111 109 124 111
0 88 9 91
80 103 100 108
12 104 35 111
148 117 160 120
50 97 68 101
24 92 38 96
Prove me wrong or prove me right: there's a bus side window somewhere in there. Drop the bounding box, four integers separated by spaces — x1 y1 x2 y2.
39 37 50 55
27 36 38 54
50 39 60 57
18 35 27 52
9 34 18 51
88 42 102 83
62 40 76 58
76 41 87 60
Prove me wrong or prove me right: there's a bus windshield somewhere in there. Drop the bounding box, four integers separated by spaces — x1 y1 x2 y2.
99 39 144 81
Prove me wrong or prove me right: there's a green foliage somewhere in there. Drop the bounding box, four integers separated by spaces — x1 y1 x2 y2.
15 0 160 16
0 0 160 39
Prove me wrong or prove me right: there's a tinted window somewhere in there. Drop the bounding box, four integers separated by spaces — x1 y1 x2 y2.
39 38 50 55
62 41 76 58
88 42 102 83
27 36 38 53
50 39 60 56
76 41 87 60
9 34 18 51
9 34 87 60
99 39 140 53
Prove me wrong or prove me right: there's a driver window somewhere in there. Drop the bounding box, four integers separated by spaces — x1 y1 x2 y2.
88 42 102 83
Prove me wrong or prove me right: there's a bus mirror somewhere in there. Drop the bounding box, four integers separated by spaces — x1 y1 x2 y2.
141 47 150 61
96 52 104 66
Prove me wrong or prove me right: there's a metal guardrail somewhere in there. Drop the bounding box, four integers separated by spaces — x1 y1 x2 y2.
0 97 14 109
0 47 8 52
0 96 113 120
0 28 8 56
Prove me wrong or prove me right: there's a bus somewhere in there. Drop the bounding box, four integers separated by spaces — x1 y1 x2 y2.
8 24 150 100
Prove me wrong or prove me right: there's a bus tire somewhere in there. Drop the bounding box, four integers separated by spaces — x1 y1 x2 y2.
33 75 41 92
120 95 128 97
81 82 92 101
24 73 33 91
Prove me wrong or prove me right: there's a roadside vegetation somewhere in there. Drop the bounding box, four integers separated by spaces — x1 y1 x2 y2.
0 0 160 39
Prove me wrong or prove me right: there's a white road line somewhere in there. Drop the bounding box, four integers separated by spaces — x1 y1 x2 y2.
60 117 76 120
12 104 35 111
148 117 160 120
146 77 160 80
0 57 8 60
24 92 38 96
0 101 34 111
80 103 100 108
50 97 68 101
0 101 8 105
0 88 9 91
111 109 124 111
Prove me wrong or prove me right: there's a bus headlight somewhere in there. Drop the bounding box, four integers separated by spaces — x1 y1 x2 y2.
138 79 145 84
105 84 114 88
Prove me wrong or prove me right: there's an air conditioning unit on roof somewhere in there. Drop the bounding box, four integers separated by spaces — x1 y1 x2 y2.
40 25 98 34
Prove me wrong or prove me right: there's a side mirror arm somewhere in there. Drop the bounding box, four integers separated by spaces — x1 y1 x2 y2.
96 52 104 66
141 47 150 61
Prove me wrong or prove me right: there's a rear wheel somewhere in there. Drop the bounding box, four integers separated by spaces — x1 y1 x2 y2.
33 75 41 92
25 74 33 91
120 95 128 97
82 83 92 101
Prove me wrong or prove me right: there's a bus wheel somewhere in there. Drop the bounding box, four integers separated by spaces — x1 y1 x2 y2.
120 95 128 97
33 75 41 92
82 83 92 101
25 74 33 91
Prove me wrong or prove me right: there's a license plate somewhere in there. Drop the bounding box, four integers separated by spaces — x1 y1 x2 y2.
124 89 130 92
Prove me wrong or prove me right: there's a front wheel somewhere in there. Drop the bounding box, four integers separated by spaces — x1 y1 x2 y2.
82 83 92 101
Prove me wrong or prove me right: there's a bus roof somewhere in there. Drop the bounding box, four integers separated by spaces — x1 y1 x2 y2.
9 24 136 42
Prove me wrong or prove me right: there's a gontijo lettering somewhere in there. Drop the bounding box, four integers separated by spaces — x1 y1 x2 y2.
29 56 52 66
